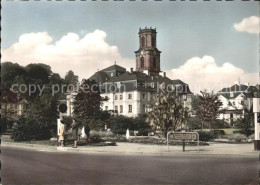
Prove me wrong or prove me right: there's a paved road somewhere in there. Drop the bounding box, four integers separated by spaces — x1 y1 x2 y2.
1 146 259 185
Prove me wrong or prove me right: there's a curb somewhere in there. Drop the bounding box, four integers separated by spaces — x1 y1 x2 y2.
1 142 258 158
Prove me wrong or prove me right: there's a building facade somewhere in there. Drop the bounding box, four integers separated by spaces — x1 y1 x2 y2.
66 28 193 117
218 83 258 126
1 90 28 119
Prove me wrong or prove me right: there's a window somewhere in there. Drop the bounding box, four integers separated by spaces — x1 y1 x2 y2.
128 94 132 99
115 95 118 100
115 106 118 113
105 106 108 111
141 37 145 47
153 57 156 68
15 105 18 109
128 105 132 113
143 105 146 113
120 95 123 100
182 94 187 101
141 57 144 68
142 94 146 99
230 92 234 98
120 105 123 113
152 37 155 47
111 73 114 77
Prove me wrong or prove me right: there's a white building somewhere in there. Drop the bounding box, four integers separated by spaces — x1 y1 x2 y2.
218 83 258 126
66 28 193 117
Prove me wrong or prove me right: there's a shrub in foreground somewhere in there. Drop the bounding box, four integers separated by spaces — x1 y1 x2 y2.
11 117 51 141
197 130 215 142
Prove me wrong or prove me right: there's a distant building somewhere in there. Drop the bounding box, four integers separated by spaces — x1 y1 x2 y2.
1 90 28 120
66 28 193 117
218 83 258 126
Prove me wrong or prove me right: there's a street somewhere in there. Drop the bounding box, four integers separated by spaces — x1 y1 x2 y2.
1 146 259 185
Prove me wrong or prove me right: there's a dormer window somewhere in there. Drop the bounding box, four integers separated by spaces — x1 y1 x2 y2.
230 92 234 98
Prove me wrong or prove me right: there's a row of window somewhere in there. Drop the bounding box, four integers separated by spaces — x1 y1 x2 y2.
105 104 148 114
114 105 132 113
115 94 132 100
114 94 147 100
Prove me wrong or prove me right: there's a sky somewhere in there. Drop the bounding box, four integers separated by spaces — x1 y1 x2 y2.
1 1 259 93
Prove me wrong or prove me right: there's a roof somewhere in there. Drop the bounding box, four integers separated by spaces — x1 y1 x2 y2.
101 71 193 94
101 64 126 73
218 84 258 99
88 71 109 83
1 90 21 103
219 84 256 93
172 79 193 94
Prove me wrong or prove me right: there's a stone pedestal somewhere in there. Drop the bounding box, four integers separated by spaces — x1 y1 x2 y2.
254 140 260 150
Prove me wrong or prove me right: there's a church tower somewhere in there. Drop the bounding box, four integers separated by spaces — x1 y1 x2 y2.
135 27 161 76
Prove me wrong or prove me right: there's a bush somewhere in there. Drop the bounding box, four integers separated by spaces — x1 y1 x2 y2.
210 119 230 129
88 119 104 131
233 129 254 136
234 113 254 136
11 117 51 141
226 134 247 142
197 130 215 142
248 134 255 140
212 129 225 138
89 133 103 143
186 117 202 130
0 118 8 133
89 130 114 138
132 115 151 136
110 116 133 134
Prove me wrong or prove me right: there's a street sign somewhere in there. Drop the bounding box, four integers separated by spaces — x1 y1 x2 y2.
170 133 197 140
167 131 200 152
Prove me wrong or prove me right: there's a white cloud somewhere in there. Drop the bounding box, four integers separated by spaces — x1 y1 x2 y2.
2 30 134 80
234 16 260 34
166 56 259 94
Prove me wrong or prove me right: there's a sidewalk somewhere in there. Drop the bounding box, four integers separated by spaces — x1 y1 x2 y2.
2 141 259 157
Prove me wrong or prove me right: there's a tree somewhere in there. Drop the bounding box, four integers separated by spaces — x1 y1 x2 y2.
73 79 103 122
195 90 222 130
234 106 254 136
1 62 27 91
64 70 79 87
147 93 188 136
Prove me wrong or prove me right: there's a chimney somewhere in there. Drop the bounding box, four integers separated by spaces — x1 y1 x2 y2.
130 68 133 73
163 72 166 77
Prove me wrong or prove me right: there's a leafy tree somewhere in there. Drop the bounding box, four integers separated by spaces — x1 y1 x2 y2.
110 116 133 134
132 114 151 136
234 111 254 136
11 116 51 141
195 90 222 130
73 79 103 121
0 118 9 133
147 93 188 136
64 70 79 87
25 63 52 84
1 62 27 91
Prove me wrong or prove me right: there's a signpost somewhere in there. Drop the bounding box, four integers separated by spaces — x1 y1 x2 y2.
167 131 199 152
